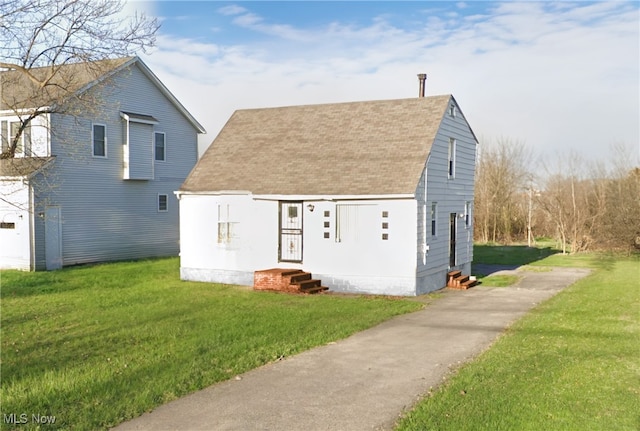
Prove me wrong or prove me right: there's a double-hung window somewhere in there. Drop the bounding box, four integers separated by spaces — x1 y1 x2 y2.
154 132 165 161
158 194 168 212
431 203 437 236
465 201 471 228
92 124 106 157
1 120 30 155
448 138 456 179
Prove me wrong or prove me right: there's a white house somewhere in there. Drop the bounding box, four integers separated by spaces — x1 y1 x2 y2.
177 93 477 296
0 57 205 270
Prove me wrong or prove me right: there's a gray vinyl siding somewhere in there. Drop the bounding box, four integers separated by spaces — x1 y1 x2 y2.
126 122 154 180
40 63 198 267
415 98 476 292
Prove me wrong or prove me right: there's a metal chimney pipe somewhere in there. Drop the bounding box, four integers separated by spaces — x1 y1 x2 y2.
417 73 427 97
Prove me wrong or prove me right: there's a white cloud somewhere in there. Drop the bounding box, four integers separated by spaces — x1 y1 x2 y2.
217 5 247 16
143 2 639 164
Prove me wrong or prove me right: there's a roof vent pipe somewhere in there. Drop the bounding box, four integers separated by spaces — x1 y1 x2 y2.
417 73 427 98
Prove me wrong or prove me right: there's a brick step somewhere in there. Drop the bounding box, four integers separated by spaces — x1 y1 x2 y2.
290 272 312 283
302 286 330 294
292 278 322 290
254 268 328 294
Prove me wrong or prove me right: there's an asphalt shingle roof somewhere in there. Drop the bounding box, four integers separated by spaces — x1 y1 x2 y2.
0 157 54 177
181 95 453 196
0 58 132 111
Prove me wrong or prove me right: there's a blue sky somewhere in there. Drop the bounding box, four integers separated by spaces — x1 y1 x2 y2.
128 1 639 165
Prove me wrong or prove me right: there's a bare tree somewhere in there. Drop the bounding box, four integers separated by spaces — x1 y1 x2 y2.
596 143 640 252
0 0 159 158
474 137 536 243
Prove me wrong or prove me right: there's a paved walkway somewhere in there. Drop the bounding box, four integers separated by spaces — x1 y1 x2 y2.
113 266 590 431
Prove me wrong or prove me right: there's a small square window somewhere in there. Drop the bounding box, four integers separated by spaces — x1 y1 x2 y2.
288 206 298 218
382 222 388 229
158 194 168 212
324 210 330 217
382 211 388 218
324 221 330 228
382 233 389 240
323 232 330 239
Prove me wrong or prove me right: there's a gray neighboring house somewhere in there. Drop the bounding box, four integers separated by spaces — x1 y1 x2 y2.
177 94 478 296
0 57 205 270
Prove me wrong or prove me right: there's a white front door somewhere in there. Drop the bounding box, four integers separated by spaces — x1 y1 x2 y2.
45 207 62 270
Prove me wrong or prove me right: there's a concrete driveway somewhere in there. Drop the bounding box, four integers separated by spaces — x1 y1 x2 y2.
113 266 590 431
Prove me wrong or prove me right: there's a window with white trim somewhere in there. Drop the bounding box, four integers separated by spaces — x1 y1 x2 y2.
154 132 165 161
217 204 238 244
158 194 168 212
465 201 471 228
92 124 106 157
448 138 456 179
1 120 30 156
431 202 437 236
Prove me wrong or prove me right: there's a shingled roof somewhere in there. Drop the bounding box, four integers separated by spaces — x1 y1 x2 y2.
0 57 132 111
1 57 205 133
181 95 454 196
0 157 54 177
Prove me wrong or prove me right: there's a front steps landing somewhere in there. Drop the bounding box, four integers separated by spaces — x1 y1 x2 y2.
254 269 329 294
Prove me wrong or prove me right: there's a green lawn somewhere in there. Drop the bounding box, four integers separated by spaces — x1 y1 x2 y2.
396 252 640 430
0 258 422 430
473 243 558 266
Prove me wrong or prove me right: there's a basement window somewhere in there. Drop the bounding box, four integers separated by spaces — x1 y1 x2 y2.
0 222 15 229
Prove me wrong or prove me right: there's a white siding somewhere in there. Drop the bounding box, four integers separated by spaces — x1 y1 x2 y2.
0 180 32 270
124 121 154 180
179 194 417 296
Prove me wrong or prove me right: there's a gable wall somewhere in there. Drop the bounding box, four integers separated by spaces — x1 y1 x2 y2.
415 103 476 293
41 64 199 266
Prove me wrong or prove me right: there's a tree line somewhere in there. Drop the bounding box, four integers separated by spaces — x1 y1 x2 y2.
474 139 640 254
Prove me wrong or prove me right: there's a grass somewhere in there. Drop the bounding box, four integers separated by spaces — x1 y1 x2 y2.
396 251 640 430
473 243 558 266
0 258 423 430
477 274 520 287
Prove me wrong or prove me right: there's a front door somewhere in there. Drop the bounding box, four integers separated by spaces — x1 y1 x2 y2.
45 206 62 270
279 201 303 262
449 213 456 268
